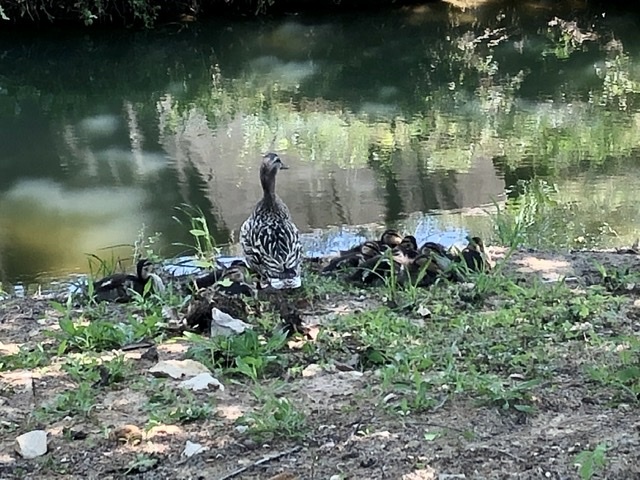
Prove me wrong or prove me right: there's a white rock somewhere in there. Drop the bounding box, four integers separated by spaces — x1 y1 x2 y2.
179 373 224 392
302 363 323 378
210 308 253 337
235 425 249 434
402 467 437 480
417 305 432 317
181 440 208 458
15 430 47 459
149 359 211 379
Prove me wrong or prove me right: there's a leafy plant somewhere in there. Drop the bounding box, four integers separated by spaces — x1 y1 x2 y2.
62 354 131 386
173 204 221 269
238 394 307 440
37 382 97 420
184 329 288 379
53 316 127 354
145 386 214 425
492 179 559 248
574 443 607 480
0 343 50 372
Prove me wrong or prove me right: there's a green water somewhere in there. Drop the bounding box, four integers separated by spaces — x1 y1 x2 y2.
2 1 640 285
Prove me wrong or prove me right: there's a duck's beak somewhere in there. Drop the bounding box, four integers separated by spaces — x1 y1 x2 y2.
279 162 289 170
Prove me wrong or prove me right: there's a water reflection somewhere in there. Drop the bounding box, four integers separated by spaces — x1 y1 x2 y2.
1 0 640 284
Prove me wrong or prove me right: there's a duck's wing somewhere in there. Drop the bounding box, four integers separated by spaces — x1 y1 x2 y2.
93 272 129 292
321 253 361 274
240 212 302 287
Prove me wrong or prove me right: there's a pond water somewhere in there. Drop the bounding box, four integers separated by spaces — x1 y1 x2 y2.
2 0 640 286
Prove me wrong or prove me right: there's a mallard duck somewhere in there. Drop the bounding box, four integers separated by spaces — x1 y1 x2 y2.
240 153 302 290
92 258 165 302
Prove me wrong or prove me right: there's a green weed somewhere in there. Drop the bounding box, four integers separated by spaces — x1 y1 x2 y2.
574 443 607 480
172 204 221 269
37 382 97 420
238 393 307 441
0 343 50 372
62 354 131 386
145 387 214 425
184 329 288 380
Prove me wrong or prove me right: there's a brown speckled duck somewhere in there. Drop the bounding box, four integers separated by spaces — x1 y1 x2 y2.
240 153 302 289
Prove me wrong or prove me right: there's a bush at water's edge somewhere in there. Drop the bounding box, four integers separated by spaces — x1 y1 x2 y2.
0 0 433 28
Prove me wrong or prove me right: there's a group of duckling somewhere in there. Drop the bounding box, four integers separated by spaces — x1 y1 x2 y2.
320 229 491 287
91 152 492 327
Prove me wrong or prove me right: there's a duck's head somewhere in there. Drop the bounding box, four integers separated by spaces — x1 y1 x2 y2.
467 236 486 252
380 229 402 247
223 260 252 283
399 235 418 252
360 241 381 258
136 259 154 280
260 153 288 176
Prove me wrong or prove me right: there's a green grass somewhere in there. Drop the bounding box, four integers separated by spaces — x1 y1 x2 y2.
36 382 97 420
308 268 623 414
183 329 289 380
144 385 214 425
0 343 51 372
238 392 307 441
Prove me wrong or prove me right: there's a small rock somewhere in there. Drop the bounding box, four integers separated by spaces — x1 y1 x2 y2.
15 430 47 459
417 305 432 317
210 308 253 337
402 468 437 480
149 359 211 379
235 425 249 434
182 440 208 458
179 372 224 392
302 364 323 378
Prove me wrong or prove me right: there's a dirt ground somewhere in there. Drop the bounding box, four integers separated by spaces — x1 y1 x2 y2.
2 247 640 480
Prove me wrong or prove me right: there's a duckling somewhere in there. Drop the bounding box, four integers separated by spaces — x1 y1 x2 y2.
213 261 256 297
399 235 418 254
419 241 456 272
93 258 165 302
456 236 491 273
350 246 407 285
240 153 303 290
339 229 402 256
322 241 382 274
399 253 442 288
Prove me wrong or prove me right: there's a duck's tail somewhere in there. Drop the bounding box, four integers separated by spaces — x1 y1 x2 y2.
261 267 301 289
265 276 302 289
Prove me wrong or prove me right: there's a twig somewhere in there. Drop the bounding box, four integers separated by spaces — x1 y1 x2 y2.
216 446 302 480
474 445 526 463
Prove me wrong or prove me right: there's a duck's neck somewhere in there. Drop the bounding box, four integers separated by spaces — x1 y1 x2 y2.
260 168 277 204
